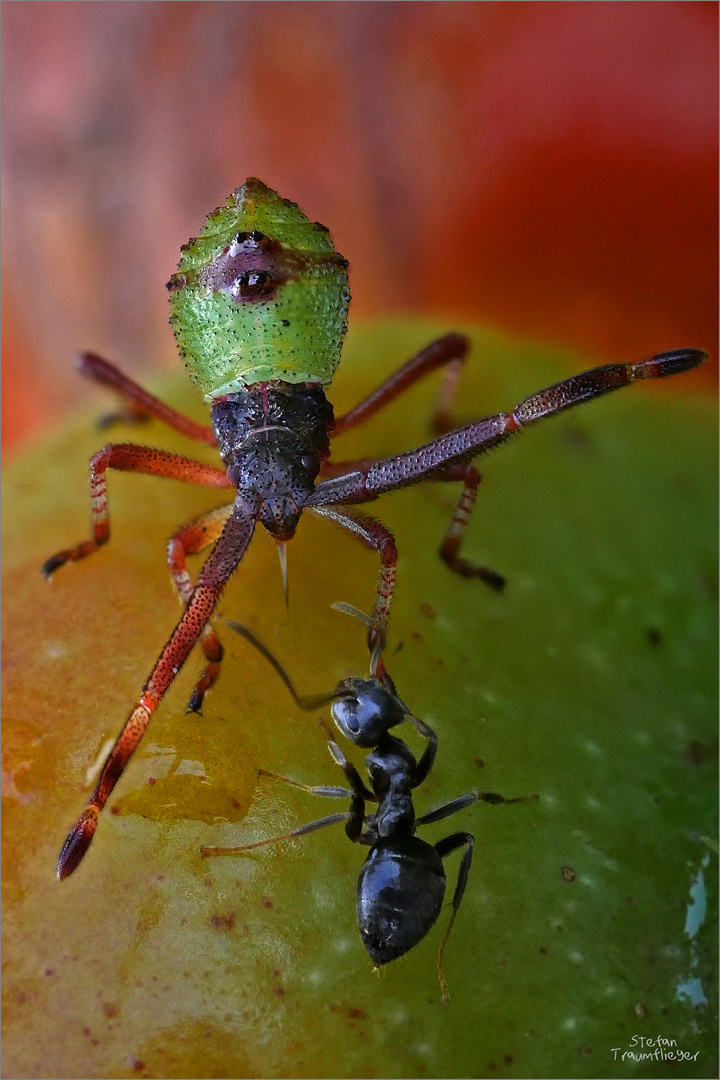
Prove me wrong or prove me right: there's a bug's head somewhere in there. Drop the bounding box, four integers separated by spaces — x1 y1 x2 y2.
228 428 324 539
168 178 350 399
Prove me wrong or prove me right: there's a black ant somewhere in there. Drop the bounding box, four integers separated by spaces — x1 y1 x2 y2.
200 620 537 1001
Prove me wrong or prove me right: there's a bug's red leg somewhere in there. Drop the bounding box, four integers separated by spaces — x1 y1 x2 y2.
438 465 505 590
167 504 235 712
311 505 397 676
321 459 506 586
56 512 255 880
77 353 218 445
309 349 709 509
332 333 469 437
42 445 232 578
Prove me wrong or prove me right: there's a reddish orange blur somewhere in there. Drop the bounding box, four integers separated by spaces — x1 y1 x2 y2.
2 2 717 455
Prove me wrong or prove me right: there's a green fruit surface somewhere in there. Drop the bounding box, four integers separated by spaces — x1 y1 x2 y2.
2 324 717 1079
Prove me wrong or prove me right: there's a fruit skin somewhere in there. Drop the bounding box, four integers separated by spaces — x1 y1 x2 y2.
2 323 716 1079
168 178 350 398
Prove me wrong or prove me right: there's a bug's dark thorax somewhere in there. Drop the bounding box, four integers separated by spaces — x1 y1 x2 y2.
212 382 334 539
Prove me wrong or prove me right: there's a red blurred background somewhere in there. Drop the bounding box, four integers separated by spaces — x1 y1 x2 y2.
2 1 717 456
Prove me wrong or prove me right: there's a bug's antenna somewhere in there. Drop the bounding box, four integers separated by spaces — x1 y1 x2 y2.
276 540 289 610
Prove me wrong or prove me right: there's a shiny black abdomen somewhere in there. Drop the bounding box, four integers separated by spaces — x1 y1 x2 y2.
357 836 446 965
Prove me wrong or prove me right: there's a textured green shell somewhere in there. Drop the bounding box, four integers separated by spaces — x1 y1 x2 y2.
167 178 350 398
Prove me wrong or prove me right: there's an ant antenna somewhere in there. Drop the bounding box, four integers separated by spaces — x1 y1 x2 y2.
330 601 391 686
330 601 372 627
224 619 352 711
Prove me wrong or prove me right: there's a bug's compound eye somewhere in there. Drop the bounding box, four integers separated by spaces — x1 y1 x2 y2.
233 270 275 302
226 463 244 487
299 453 320 480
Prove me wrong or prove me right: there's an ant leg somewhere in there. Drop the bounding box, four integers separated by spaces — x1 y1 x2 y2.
404 714 438 788
256 767 354 800
310 506 396 676
427 791 538 1001
316 718 374 839
416 790 538 828
56 511 255 880
320 719 376 800
309 349 708 507
434 831 474 1003
200 812 352 857
77 353 217 445
332 333 469 437
167 504 235 712
200 746 367 858
43 445 232 577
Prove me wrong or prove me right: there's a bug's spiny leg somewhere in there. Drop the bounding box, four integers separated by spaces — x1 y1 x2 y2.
320 458 473 482
320 458 505 589
43 445 232 578
77 353 218 445
200 812 352 857
434 831 474 1003
311 505 397 675
167 504 235 712
438 465 505 590
56 513 255 880
309 349 708 510
331 334 470 438
511 348 708 425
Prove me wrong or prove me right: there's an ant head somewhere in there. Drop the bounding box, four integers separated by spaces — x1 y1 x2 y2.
331 678 408 748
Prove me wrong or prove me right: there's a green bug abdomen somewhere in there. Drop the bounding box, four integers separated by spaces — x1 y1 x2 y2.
168 179 350 399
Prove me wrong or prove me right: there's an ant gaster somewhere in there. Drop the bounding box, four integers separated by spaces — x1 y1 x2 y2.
201 621 537 1001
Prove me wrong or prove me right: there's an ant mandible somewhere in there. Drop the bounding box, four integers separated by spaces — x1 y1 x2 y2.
201 621 537 1002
